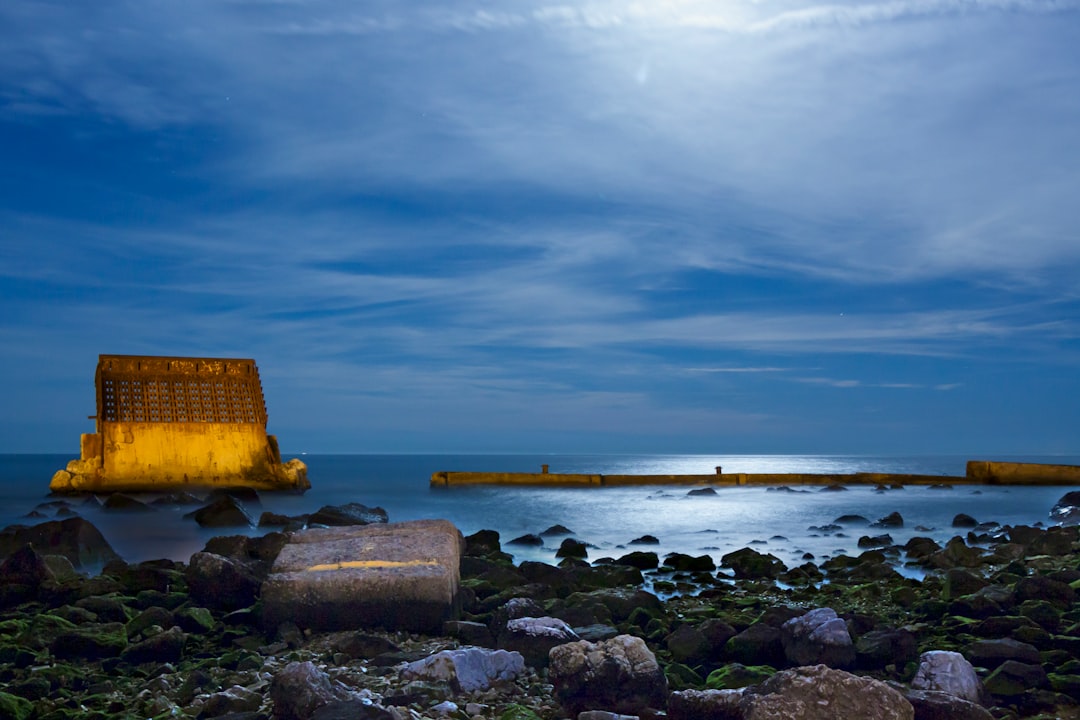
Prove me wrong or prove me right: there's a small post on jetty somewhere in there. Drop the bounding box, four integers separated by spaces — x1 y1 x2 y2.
715 466 723 475
542 464 549 474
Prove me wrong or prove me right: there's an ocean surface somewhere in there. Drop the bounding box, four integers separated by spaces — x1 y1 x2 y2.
3 454 1079 577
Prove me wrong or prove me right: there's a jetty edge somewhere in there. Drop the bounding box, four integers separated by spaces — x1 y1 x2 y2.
431 459 1080 487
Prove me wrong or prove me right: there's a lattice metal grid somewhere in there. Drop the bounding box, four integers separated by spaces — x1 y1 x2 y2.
96 355 267 425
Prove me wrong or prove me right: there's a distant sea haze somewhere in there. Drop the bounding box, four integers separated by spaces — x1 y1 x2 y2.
2 454 1078 572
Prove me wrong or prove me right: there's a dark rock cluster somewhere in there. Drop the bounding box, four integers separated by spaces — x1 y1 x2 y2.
1 492 1080 720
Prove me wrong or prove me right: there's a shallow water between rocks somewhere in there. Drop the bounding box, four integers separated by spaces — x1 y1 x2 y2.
2 453 1078 579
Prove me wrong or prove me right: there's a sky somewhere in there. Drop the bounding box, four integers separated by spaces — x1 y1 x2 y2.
1 0 1079 455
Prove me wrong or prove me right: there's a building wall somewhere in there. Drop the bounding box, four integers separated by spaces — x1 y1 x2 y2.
90 422 278 486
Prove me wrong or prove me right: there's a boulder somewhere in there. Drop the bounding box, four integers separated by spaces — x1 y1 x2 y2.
548 634 667 716
962 638 1040 669
725 623 785 667
120 626 186 664
184 495 254 528
705 663 776 690
1050 490 1080 525
499 616 579 667
0 517 120 570
102 494 156 512
201 685 264 717
402 647 525 692
899 689 994 720
507 534 543 546
780 607 854 668
270 660 357 720
720 547 786 579
910 651 983 704
983 660 1048 697
854 628 918 670
1014 574 1075 607
665 623 712 664
307 503 388 527
742 665 912 719
669 688 745 720
261 519 463 632
872 512 904 528
556 538 588 559
615 551 659 569
186 552 262 611
952 514 978 528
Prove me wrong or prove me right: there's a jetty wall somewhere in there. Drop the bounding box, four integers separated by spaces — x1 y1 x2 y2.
432 460 1080 488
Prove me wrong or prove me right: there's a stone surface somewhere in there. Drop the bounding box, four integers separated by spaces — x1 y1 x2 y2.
261 519 464 632
780 607 855 668
186 552 262 611
720 547 786 579
184 495 255 527
668 689 745 720
307 503 389 527
983 660 1048 697
962 638 1041 669
910 651 984 704
548 634 668 716
855 628 918 670
0 517 120 569
270 660 357 720
742 665 913 720
500 616 579 667
402 647 525 692
899 689 994 720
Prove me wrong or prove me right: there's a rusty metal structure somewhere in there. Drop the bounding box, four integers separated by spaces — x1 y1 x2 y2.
51 354 309 494
94 355 268 428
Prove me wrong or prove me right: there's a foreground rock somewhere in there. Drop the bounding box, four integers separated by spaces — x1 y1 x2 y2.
670 665 914 720
402 647 525 691
549 634 668 716
0 516 120 569
261 519 464 632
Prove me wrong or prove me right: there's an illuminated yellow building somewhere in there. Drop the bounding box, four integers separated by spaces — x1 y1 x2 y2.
51 355 308 493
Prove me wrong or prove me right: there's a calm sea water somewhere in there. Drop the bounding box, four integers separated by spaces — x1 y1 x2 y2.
2 454 1078 575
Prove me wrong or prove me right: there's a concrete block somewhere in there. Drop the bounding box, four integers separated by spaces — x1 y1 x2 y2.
261 519 463 632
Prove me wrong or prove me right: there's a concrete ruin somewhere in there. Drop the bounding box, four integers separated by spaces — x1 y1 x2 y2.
50 354 309 494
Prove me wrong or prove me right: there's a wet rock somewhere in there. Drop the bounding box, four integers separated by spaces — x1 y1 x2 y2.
507 534 543 546
663 552 716 572
307 503 388 527
1049 490 1080 525
1014 574 1076 607
121 625 185 664
615 551 659 569
665 623 711 664
742 665 914 719
465 529 503 557
102 493 157 512
720 547 786 579
725 623 785 667
556 538 588 559
963 638 1041 669
688 487 717 496
311 699 394 720
854 628 918 670
705 663 775 690
910 651 984 704
834 514 869 524
0 516 120 569
984 659 1049 697
872 512 904 528
541 524 574 536
904 536 942 559
549 634 667 717
50 622 128 660
184 495 254 528
942 568 989 600
899 689 994 720
780 607 854 668
201 685 264 717
668 688 745 720
270 660 357 720
952 514 978 528
444 620 495 647
402 647 525 692
629 535 660 545
186 552 262 611
500 616 579 667
857 534 894 548
126 606 176 637
926 537 984 569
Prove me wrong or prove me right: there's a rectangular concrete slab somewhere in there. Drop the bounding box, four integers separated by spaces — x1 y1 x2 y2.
261 519 463 633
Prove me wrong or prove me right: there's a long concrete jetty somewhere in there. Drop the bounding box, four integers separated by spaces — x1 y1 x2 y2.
431 460 1080 488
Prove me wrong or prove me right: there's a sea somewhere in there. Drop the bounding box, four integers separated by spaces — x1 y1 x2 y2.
2 454 1079 578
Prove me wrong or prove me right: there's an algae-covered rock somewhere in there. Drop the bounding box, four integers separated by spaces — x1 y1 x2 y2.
0 692 33 720
50 622 128 660
706 663 776 690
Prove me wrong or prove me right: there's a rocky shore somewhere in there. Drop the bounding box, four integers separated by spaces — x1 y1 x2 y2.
2 490 1080 720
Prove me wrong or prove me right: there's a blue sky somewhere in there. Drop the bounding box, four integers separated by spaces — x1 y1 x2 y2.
2 0 1079 454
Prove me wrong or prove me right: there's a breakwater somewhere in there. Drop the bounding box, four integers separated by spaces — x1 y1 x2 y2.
431 459 1080 487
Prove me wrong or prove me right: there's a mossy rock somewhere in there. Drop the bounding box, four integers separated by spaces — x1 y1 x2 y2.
175 606 215 633
665 662 704 689
1049 673 1080 699
0 692 33 720
706 663 776 690
497 704 543 720
0 619 30 638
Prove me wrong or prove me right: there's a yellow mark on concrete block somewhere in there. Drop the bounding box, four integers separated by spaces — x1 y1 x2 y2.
305 559 440 572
